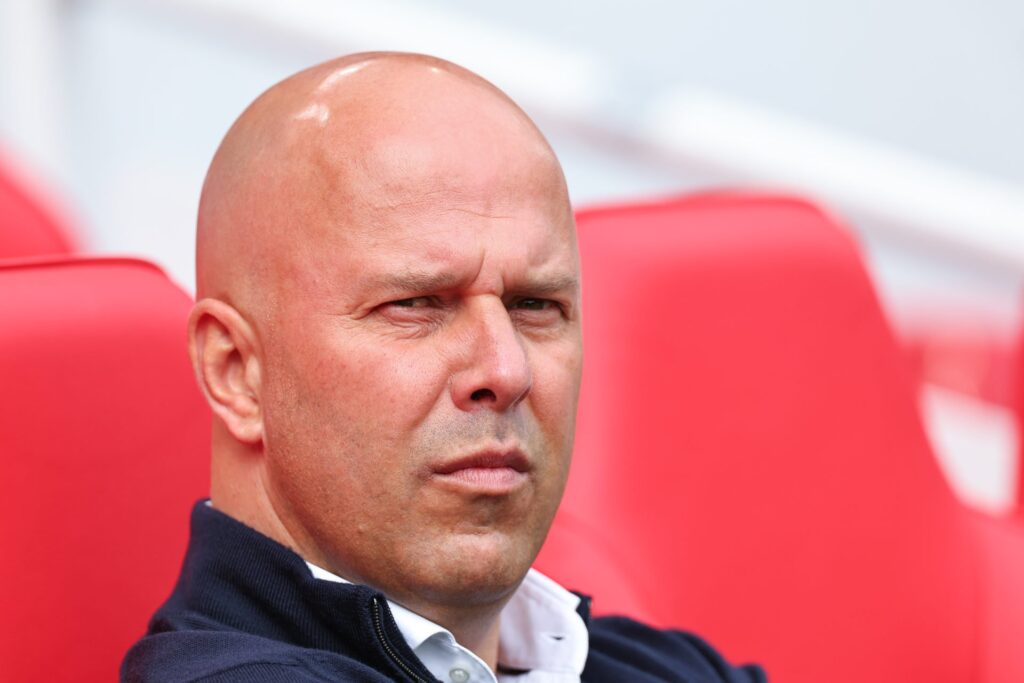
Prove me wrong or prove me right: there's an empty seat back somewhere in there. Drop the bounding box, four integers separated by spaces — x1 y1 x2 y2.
0 257 209 681
537 194 977 683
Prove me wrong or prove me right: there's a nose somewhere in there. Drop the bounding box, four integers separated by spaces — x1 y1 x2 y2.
450 298 532 413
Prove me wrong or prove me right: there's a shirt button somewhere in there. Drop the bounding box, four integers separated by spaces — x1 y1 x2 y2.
449 667 470 683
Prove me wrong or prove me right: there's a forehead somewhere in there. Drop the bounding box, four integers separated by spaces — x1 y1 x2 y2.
333 190 577 303
290 125 576 299
261 64 577 302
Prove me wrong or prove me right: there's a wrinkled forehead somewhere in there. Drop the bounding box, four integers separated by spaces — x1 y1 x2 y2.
276 145 578 310
275 72 574 287
326 126 571 237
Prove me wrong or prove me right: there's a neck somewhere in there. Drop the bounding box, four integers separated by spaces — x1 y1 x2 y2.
209 427 308 559
409 600 506 671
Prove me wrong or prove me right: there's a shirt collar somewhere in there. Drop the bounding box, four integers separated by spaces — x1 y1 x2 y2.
306 562 588 681
498 569 589 675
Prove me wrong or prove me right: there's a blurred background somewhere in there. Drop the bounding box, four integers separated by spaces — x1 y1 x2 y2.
1 0 1022 515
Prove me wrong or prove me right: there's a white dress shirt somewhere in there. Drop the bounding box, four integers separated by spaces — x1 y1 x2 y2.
307 563 589 683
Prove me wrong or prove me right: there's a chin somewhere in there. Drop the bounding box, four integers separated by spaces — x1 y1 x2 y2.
416 532 534 607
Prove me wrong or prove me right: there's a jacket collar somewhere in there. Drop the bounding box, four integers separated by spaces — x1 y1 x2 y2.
169 501 435 681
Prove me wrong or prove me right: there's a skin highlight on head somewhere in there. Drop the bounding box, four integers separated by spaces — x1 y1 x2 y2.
189 52 582 668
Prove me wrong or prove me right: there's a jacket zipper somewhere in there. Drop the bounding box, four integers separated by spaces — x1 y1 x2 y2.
371 596 432 683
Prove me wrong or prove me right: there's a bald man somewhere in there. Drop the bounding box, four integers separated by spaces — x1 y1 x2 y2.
121 53 766 683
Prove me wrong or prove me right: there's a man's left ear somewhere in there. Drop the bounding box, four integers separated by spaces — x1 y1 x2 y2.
187 298 264 445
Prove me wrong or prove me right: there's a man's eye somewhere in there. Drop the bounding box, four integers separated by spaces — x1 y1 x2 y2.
514 299 556 312
389 297 433 308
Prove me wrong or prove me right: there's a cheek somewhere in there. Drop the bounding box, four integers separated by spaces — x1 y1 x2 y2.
528 337 583 437
344 340 457 435
295 326 438 405
261 330 452 476
259 336 441 551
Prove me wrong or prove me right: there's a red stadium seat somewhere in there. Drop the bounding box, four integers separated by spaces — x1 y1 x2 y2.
535 193 1021 683
1016 337 1024 518
0 156 76 258
0 257 209 682
971 512 1024 683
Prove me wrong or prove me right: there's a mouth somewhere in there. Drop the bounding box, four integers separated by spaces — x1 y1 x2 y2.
429 448 531 494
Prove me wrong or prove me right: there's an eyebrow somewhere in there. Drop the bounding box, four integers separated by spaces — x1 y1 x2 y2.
367 271 580 298
507 274 580 298
367 270 465 294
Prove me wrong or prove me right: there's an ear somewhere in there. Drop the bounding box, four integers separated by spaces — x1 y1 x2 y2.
188 298 264 445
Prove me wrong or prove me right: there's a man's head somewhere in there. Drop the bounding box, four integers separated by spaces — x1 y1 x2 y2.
189 53 583 620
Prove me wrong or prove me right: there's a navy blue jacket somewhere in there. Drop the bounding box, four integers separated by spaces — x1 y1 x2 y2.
122 503 767 682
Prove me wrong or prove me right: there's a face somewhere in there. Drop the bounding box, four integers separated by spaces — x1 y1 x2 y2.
254 96 583 611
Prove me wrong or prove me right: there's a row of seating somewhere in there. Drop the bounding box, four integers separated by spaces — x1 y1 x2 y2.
1 163 1023 680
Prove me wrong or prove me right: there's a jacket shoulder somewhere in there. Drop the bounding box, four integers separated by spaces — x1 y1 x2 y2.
120 630 390 683
584 616 768 683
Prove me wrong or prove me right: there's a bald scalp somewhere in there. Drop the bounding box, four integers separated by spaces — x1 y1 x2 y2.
195 52 562 321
